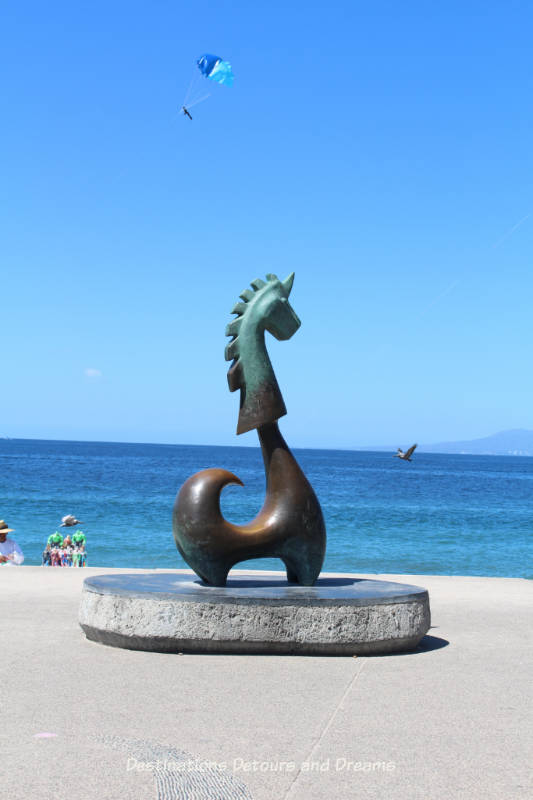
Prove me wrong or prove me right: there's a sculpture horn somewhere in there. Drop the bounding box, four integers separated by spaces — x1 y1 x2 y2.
281 272 295 297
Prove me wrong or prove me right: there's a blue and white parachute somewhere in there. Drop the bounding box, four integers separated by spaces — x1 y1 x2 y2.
196 54 234 87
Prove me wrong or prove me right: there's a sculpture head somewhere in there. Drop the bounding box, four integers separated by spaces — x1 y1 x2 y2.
225 273 300 434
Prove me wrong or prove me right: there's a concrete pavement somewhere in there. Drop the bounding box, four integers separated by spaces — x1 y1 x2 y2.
1 567 531 799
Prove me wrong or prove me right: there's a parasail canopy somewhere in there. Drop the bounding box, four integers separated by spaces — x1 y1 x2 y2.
196 54 234 87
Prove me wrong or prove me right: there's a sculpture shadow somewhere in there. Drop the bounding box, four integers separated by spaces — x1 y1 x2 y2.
353 631 450 659
183 633 450 658
198 576 357 589
414 634 450 653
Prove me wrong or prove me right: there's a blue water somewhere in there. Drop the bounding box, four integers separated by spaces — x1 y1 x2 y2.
0 438 531 578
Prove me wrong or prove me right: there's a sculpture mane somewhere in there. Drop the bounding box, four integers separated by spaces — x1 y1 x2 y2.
224 273 298 434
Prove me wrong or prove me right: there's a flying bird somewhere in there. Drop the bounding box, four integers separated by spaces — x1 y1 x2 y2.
60 515 83 527
395 444 417 462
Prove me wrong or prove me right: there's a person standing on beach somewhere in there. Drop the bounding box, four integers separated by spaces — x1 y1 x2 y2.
47 531 63 547
72 530 86 548
0 520 24 566
72 530 87 567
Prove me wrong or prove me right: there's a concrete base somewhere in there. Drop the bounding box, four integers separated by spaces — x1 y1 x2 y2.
79 571 430 655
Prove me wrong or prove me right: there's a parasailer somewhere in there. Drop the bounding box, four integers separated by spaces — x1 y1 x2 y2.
181 53 234 118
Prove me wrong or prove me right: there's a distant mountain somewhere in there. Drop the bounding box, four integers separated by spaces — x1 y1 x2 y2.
359 429 533 456
419 429 533 456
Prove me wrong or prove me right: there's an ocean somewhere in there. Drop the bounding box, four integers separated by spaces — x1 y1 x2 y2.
0 438 531 578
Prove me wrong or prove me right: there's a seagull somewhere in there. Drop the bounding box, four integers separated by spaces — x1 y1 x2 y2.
395 444 417 462
60 515 83 527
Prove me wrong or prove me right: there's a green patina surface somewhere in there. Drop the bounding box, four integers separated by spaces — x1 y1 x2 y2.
224 272 300 434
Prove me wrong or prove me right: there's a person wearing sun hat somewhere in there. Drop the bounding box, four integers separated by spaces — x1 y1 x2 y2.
0 520 24 566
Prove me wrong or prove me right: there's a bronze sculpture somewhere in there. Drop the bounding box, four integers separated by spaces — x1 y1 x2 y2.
173 273 326 586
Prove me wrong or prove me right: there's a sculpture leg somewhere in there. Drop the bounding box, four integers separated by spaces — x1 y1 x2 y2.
285 565 299 583
193 560 230 587
282 555 321 587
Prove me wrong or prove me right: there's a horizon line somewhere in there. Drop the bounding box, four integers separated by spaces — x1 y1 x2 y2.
1 431 533 457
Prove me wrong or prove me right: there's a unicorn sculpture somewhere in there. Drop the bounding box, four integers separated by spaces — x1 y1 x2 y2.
173 273 326 586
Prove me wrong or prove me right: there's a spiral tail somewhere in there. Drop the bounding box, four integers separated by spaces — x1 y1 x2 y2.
173 424 326 586
173 468 243 585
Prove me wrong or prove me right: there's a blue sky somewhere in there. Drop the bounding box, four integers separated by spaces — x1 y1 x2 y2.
1 0 532 449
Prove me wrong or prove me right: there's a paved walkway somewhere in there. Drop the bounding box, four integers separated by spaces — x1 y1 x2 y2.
1 567 531 799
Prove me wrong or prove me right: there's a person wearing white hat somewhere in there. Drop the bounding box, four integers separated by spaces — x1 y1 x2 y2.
0 520 24 566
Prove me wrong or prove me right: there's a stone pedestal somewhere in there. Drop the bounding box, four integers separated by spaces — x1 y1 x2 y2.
79 571 430 655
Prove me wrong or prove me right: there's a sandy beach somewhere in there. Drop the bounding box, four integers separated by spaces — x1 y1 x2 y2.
1 566 531 799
